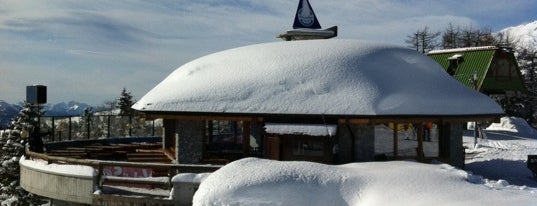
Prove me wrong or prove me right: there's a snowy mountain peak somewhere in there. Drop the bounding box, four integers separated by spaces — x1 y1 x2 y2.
498 20 537 49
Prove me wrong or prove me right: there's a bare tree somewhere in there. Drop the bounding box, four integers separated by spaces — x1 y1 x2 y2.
476 27 495 46
495 31 520 48
421 27 441 53
458 26 477 47
442 23 460 49
405 26 440 53
405 30 420 52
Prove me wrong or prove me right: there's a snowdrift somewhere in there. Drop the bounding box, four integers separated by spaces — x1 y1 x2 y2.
486 116 537 138
194 158 535 206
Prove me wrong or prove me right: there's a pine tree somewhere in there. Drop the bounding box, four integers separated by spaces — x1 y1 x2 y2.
10 102 39 133
0 102 45 205
117 88 134 116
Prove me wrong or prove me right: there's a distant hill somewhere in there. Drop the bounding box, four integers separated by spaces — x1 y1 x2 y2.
0 100 94 129
497 20 537 49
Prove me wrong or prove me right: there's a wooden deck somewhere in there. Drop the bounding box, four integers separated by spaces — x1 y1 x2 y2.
45 142 173 163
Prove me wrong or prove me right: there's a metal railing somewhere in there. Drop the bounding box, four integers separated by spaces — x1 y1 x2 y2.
37 115 163 142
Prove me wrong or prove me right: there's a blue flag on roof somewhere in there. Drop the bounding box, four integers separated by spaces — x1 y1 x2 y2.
293 0 322 29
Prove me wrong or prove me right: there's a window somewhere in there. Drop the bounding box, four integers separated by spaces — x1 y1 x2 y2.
293 140 324 157
447 54 463 76
205 120 243 155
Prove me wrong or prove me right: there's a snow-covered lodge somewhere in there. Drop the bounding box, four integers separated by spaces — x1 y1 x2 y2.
133 39 504 168
19 39 505 205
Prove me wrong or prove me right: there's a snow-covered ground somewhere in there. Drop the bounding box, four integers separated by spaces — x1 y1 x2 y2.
465 117 537 188
194 117 537 205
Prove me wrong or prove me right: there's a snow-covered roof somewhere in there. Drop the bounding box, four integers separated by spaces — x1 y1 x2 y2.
265 123 337 136
427 46 498 54
133 39 503 117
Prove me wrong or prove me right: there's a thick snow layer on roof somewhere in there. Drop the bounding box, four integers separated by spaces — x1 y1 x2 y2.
265 123 337 136
427 46 498 54
193 158 536 205
133 39 502 116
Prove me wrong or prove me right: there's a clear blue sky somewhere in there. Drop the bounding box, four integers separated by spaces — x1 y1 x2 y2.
1 0 536 105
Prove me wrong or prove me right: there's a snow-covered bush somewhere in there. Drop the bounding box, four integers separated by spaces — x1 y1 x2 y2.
0 102 45 205
0 129 44 205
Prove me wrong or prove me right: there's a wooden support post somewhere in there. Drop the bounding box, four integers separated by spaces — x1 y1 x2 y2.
107 115 111 138
97 163 104 190
51 116 55 142
417 123 425 161
243 121 251 156
393 123 398 160
68 116 72 140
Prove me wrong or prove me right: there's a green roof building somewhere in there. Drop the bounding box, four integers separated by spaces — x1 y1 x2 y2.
427 46 527 97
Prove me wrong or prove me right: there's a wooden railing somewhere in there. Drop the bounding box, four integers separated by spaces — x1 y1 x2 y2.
25 151 222 189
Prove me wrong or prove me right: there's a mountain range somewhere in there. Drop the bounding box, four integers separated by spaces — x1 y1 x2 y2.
0 100 22 128
0 100 93 129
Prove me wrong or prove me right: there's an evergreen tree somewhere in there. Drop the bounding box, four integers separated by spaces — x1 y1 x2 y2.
0 102 45 205
9 102 39 133
117 88 134 116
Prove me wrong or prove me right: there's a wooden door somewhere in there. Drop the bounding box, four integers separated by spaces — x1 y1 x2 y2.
265 136 280 160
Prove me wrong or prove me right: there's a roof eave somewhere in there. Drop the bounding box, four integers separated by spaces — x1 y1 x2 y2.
136 110 503 124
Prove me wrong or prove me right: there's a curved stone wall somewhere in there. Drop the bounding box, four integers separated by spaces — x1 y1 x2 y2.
19 157 96 204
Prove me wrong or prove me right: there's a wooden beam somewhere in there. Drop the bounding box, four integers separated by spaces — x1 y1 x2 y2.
346 119 371 125
143 111 501 124
341 116 501 125
145 114 257 122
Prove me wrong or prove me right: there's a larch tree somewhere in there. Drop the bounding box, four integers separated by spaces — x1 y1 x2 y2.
442 23 461 49
405 26 440 53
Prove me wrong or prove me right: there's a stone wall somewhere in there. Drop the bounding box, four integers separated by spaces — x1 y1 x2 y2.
162 119 176 149
175 120 205 164
336 124 375 164
20 160 95 205
439 122 465 168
